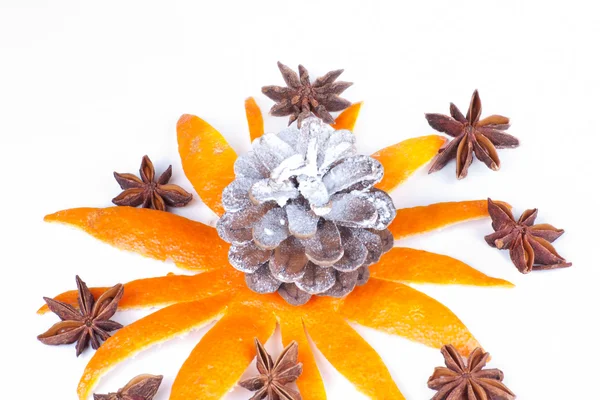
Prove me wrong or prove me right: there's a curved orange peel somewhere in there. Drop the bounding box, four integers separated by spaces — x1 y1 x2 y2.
331 102 363 131
44 207 229 271
170 301 277 400
372 135 446 192
38 268 244 314
280 315 327 400
303 309 405 399
371 247 513 287
77 295 231 400
177 114 237 216
245 97 264 141
341 279 480 357
389 200 501 239
39 104 518 399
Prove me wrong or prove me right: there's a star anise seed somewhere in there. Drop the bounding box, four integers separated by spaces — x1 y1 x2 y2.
485 198 571 274
37 276 124 357
239 338 303 400
93 374 163 400
112 155 192 211
262 61 353 127
426 90 519 179
428 344 516 400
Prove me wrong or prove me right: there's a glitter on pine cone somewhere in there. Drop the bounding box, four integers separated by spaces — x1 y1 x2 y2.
217 117 396 305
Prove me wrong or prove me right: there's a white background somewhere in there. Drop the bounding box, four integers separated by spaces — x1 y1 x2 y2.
1 1 598 399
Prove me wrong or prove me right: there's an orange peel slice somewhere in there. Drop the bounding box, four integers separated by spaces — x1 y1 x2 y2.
44 207 229 271
341 279 480 357
76 295 231 400
38 268 244 314
177 114 237 215
303 305 405 400
372 135 446 192
371 247 513 287
389 200 501 239
279 315 327 400
245 97 264 141
170 301 277 400
331 102 362 131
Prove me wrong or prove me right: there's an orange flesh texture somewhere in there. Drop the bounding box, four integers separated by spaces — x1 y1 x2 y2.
170 301 277 400
38 268 244 314
77 295 231 399
279 315 327 400
331 102 363 131
245 97 264 142
370 247 513 287
389 200 509 240
372 135 446 192
340 278 480 358
44 207 229 271
177 114 237 216
302 297 405 400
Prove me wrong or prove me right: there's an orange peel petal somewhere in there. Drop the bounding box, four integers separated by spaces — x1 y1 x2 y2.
279 315 326 400
331 102 362 131
389 200 504 239
76 295 231 400
38 268 244 314
341 279 480 357
170 301 277 400
44 207 229 270
177 114 237 215
303 309 405 399
245 97 264 142
372 135 446 192
370 247 513 287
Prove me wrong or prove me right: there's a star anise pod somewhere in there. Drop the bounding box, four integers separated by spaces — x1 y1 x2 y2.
93 374 163 400
428 345 516 400
426 90 519 179
112 155 193 211
239 339 303 400
262 61 353 127
485 198 571 274
37 276 124 356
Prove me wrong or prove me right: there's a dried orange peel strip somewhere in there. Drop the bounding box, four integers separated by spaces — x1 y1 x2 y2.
372 135 446 193
177 114 237 216
38 268 244 314
371 247 513 287
389 200 508 240
77 295 231 400
170 301 277 400
279 314 327 400
245 97 264 141
341 278 480 357
44 207 229 271
302 302 405 400
331 102 362 131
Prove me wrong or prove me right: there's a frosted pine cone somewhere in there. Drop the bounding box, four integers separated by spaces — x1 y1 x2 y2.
217 117 396 305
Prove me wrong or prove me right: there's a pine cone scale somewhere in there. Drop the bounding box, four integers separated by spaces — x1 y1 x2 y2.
301 220 344 266
269 237 308 283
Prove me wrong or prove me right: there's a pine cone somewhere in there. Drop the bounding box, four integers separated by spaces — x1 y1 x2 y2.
217 117 395 305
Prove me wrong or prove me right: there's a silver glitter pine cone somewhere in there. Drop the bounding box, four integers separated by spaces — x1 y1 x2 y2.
217 117 396 305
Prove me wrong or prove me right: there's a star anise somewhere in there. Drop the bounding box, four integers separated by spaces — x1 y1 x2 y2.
428 345 515 400
37 276 124 356
93 374 163 400
426 90 519 179
485 198 571 274
262 62 353 127
112 155 193 211
239 339 303 400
